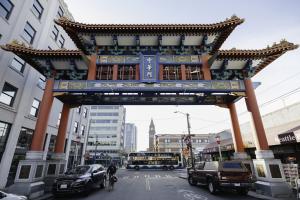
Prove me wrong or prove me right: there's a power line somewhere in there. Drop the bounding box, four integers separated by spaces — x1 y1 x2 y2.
256 71 300 95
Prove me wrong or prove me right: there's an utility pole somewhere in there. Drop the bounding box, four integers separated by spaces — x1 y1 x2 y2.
94 135 98 164
174 111 195 168
186 113 194 168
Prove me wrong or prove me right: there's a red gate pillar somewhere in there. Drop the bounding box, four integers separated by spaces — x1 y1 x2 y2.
201 55 211 80
87 55 97 80
159 64 164 80
227 103 248 159
30 78 54 152
54 104 70 154
244 79 291 196
244 78 269 151
113 64 118 80
181 64 186 80
135 64 140 80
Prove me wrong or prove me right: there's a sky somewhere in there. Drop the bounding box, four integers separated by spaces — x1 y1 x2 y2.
64 0 300 151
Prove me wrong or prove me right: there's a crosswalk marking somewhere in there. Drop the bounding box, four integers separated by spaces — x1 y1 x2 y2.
121 174 177 179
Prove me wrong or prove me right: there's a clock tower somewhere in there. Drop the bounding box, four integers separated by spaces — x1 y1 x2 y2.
148 119 156 151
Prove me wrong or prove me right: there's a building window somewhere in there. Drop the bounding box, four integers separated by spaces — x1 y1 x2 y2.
32 0 43 19
10 56 25 73
30 99 40 117
0 121 11 161
80 125 85 136
83 107 88 118
57 112 61 126
57 6 63 17
0 0 14 20
0 82 18 106
58 35 65 48
73 121 78 133
51 25 59 41
22 22 36 44
37 75 45 89
16 128 33 151
164 139 171 143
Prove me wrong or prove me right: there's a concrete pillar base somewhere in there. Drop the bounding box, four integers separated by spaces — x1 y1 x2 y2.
25 151 44 160
51 153 66 160
254 181 293 198
233 152 248 160
255 150 274 159
44 154 66 192
6 154 46 199
252 151 292 198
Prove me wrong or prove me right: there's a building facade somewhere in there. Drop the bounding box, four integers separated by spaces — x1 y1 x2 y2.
0 0 89 188
148 119 155 151
124 123 137 153
86 105 126 166
156 134 210 153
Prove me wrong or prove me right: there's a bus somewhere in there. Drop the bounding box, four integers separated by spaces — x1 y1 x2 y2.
126 152 182 170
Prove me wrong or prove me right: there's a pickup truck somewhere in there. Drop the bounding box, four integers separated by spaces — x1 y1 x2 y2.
187 161 253 195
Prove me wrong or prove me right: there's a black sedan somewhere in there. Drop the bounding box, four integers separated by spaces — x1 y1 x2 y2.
53 164 106 196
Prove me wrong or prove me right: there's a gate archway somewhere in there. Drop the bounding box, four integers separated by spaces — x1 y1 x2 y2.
1 15 297 197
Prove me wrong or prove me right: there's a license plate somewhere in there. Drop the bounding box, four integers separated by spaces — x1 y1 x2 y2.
60 184 67 189
234 183 240 186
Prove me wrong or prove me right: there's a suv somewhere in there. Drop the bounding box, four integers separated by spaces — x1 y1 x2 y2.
188 161 253 195
53 164 106 196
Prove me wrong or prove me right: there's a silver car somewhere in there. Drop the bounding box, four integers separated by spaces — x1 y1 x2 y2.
0 191 27 200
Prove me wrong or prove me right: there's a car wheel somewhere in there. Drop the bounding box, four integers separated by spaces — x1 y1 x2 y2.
83 181 93 196
188 175 197 186
208 179 217 194
134 166 139 170
169 166 175 170
162 166 168 171
239 188 248 195
100 179 105 189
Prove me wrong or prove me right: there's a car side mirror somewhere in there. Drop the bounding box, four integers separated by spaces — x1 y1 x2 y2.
93 170 97 173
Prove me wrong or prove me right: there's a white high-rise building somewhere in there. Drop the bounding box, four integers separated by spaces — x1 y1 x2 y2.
124 123 137 153
87 105 126 166
0 0 89 189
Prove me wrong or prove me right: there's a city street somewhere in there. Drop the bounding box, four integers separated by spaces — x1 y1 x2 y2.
53 169 257 200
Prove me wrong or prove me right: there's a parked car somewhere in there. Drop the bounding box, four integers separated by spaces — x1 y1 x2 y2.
53 164 106 196
188 161 253 195
0 191 27 200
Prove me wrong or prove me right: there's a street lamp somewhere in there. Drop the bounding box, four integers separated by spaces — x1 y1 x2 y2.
215 135 223 161
94 135 99 164
174 111 194 168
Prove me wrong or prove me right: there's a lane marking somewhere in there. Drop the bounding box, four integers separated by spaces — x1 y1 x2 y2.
145 178 151 191
178 189 208 200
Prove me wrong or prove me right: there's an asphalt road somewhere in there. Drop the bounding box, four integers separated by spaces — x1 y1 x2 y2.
53 169 258 200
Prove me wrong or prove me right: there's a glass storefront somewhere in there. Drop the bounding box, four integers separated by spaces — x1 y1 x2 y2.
6 127 33 187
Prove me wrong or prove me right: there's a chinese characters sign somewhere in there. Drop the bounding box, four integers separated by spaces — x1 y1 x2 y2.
140 55 157 83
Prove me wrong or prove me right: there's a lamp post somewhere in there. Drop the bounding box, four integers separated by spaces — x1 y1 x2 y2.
94 135 98 164
215 135 223 161
174 111 194 168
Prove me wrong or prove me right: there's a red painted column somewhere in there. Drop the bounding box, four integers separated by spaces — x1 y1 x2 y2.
244 78 269 150
30 78 54 151
159 64 164 80
113 64 118 80
87 55 97 80
201 55 211 80
228 103 245 152
181 64 186 80
135 64 140 80
54 104 71 153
